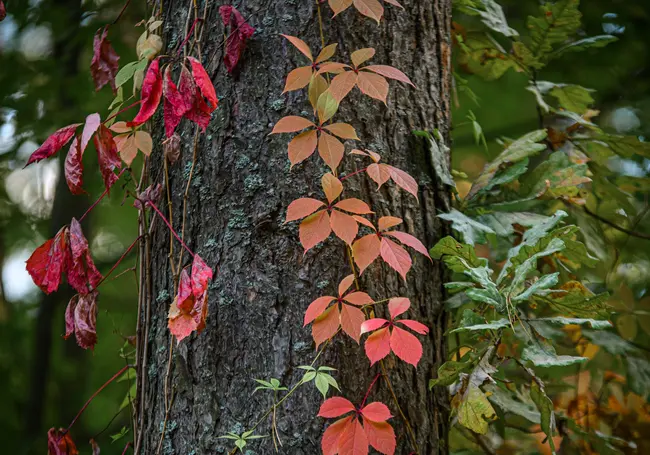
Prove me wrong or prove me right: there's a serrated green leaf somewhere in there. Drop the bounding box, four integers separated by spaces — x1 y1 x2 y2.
439 209 496 245
626 357 650 399
527 0 581 59
477 211 550 237
582 330 636 355
430 360 474 388
549 84 595 114
457 33 520 80
513 273 559 302
522 343 586 367
507 238 565 297
542 290 610 318
431 236 486 273
531 380 556 453
485 384 541 423
469 0 518 37
551 35 618 58
531 317 611 329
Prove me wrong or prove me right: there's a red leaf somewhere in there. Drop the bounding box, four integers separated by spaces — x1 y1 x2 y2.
0 2 5 22
163 66 189 137
330 209 358 245
360 318 388 334
168 268 210 343
360 402 392 422
380 237 412 280
286 198 326 222
340 303 365 342
377 216 402 232
338 416 369 455
178 64 198 112
363 65 414 86
383 231 431 259
364 327 390 365
184 87 212 131
64 295 75 340
191 254 213 297
319 397 356 418
26 226 69 294
64 137 84 195
66 291 99 350
322 417 352 455
334 198 372 214
352 234 381 274
90 26 120 93
338 274 355 297
47 428 79 455
387 297 410 319
390 325 423 367
129 58 163 126
219 6 255 73
68 218 103 294
387 165 418 199
187 56 218 110
304 296 335 326
343 291 373 306
176 269 194 312
299 209 331 252
397 319 429 335
312 305 340 347
362 418 396 455
93 125 121 193
25 123 81 167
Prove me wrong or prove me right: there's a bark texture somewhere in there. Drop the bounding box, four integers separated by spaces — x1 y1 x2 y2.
138 1 452 454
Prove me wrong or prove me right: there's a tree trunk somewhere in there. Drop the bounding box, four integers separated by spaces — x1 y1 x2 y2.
139 1 452 454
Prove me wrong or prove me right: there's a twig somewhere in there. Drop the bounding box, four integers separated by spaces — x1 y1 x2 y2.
583 206 650 240
96 235 142 288
148 201 196 258
78 169 127 223
112 0 133 25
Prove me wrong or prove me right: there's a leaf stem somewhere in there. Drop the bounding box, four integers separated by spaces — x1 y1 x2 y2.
96 235 142 288
176 18 203 56
147 201 196 258
360 373 381 408
340 167 368 182
103 100 142 125
78 168 126 223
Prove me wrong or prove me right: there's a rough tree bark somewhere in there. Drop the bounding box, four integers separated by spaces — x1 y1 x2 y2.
138 1 452 454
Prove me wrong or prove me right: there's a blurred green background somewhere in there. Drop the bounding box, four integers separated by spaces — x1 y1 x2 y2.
0 0 649 454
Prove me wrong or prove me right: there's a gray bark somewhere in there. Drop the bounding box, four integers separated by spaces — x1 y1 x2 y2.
138 1 452 454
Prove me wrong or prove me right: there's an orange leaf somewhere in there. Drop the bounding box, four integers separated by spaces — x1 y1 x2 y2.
319 397 356 418
339 418 369 455
334 198 372 214
329 0 354 16
360 402 392 422
364 326 390 365
380 237 411 280
304 296 335 326
317 62 351 75
288 129 318 167
383 231 430 259
283 66 313 92
378 216 402 231
363 418 396 455
383 0 403 7
357 72 389 103
353 215 376 231
299 209 331 252
351 48 376 68
343 291 373 306
340 303 365 342
353 0 384 23
134 131 152 156
312 304 340 347
280 34 312 61
324 123 359 140
316 43 338 63
331 209 359 245
367 163 391 188
364 65 414 86
329 71 358 102
322 417 353 455
318 131 345 172
272 116 315 133
390 325 423 366
322 172 343 203
387 165 418 199
286 198 326 222
388 297 410 319
116 134 138 166
338 274 355 296
352 234 381 274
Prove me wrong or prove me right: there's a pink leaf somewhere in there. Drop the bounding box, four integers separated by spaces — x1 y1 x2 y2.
387 165 418 199
383 231 430 259
390 325 423 367
363 418 396 455
340 303 365 343
191 254 213 297
343 291 373 306
304 296 335 326
64 136 85 195
380 237 412 280
360 318 388 334
363 65 414 86
387 297 410 320
338 274 355 297
397 319 429 335
364 327 390 365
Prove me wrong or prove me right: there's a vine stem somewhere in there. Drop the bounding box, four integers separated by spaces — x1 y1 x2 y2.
340 167 367 181
63 364 132 436
95 235 142 288
176 18 203 56
360 373 382 408
122 442 132 455
147 200 195 258
103 100 142 125
78 168 127 223
111 0 133 25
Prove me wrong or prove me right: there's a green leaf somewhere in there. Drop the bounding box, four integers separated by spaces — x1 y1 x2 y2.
531 317 611 329
531 380 557 453
314 374 329 398
477 212 550 237
467 130 547 199
469 0 518 37
430 360 474 388
317 91 339 124
457 33 519 81
484 384 540 424
542 289 610 318
115 61 139 88
625 357 650 399
431 236 486 273
450 319 510 333
512 273 559 302
507 238 565 297
110 427 129 443
301 371 317 383
444 281 475 291
551 35 618 58
455 384 497 435
108 86 123 110
524 151 590 199
235 439 246 452
527 0 581 59
438 209 495 245
549 84 594 114
480 159 529 194
582 134 650 159
522 342 586 368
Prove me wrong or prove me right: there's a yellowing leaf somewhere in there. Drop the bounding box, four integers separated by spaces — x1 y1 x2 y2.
328 71 358 102
316 43 338 63
317 91 339 124
318 131 344 172
455 384 496 435
284 66 313 92
351 48 375 67
329 0 354 16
